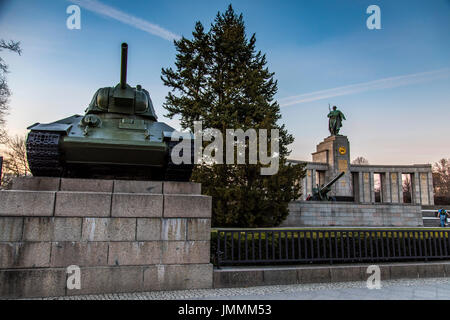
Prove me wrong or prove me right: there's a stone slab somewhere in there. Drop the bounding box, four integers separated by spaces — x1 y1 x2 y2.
11 177 60 191
390 264 419 279
54 192 111 217
0 242 51 268
161 218 186 241
0 191 55 216
161 241 210 264
0 217 23 241
53 218 83 241
22 217 82 241
60 178 114 192
108 242 161 266
163 181 201 195
263 269 298 285
136 218 161 241
111 194 163 218
50 242 109 267
81 218 136 241
187 219 211 241
330 266 363 282
22 217 54 242
163 195 211 218
417 264 446 278
113 180 163 194
298 267 331 284
213 270 264 288
283 201 423 227
143 264 213 291
0 268 66 298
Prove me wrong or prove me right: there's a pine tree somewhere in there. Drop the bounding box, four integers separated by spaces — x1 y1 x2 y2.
161 5 305 227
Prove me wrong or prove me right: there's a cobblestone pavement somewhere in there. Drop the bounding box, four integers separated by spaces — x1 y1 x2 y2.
37 277 450 300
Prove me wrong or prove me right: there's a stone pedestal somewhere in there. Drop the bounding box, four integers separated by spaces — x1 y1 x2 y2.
0 177 212 298
282 201 423 227
312 135 352 198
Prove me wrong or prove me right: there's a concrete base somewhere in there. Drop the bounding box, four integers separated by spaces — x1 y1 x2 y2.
0 177 212 299
282 201 423 227
213 261 450 288
312 135 353 198
0 264 213 299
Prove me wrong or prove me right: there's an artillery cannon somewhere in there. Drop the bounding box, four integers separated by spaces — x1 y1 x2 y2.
26 43 194 181
308 171 345 201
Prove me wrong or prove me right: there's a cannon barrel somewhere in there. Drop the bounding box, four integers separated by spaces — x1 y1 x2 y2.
320 171 345 191
120 43 128 89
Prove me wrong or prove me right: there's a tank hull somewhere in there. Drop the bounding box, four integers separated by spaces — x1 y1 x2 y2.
26 114 193 181
63 138 167 167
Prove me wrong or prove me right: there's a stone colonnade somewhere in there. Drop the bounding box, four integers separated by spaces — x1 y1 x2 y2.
350 164 434 205
291 161 434 205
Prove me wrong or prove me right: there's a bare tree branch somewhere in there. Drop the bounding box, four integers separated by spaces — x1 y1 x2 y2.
0 39 22 143
1 134 30 188
352 156 369 165
433 158 450 197
0 40 22 55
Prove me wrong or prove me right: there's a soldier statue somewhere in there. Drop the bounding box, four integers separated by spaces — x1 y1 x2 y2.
327 105 346 136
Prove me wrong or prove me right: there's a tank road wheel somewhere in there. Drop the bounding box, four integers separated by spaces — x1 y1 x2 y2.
26 131 64 177
164 140 194 182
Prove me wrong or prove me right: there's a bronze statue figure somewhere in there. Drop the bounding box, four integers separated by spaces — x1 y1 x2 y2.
327 105 346 135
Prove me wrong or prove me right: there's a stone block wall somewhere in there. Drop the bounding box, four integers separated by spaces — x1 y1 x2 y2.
282 201 423 227
0 177 212 298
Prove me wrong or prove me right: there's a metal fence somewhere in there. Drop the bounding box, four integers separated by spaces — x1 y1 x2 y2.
214 229 450 267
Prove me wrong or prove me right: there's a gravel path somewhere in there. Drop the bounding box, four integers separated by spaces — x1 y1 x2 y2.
36 277 450 300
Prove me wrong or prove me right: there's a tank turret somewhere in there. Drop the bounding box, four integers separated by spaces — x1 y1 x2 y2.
85 43 157 120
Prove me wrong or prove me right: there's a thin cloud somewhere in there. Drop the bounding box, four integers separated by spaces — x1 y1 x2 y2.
69 0 181 41
279 68 450 107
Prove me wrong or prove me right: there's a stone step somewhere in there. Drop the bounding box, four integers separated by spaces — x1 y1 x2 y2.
422 218 442 227
10 177 201 195
0 190 211 218
422 211 439 218
0 264 213 298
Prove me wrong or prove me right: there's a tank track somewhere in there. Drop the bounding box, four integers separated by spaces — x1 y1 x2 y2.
26 131 194 181
164 140 194 182
26 131 64 177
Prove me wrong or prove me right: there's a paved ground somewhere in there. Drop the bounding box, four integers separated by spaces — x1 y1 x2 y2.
39 277 450 300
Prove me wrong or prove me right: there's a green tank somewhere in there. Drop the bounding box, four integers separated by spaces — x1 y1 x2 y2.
26 43 193 181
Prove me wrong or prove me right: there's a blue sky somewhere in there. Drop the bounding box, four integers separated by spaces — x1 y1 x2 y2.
0 0 449 164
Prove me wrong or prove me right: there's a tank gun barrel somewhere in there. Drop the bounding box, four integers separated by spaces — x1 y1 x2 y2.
120 43 128 89
320 171 345 191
